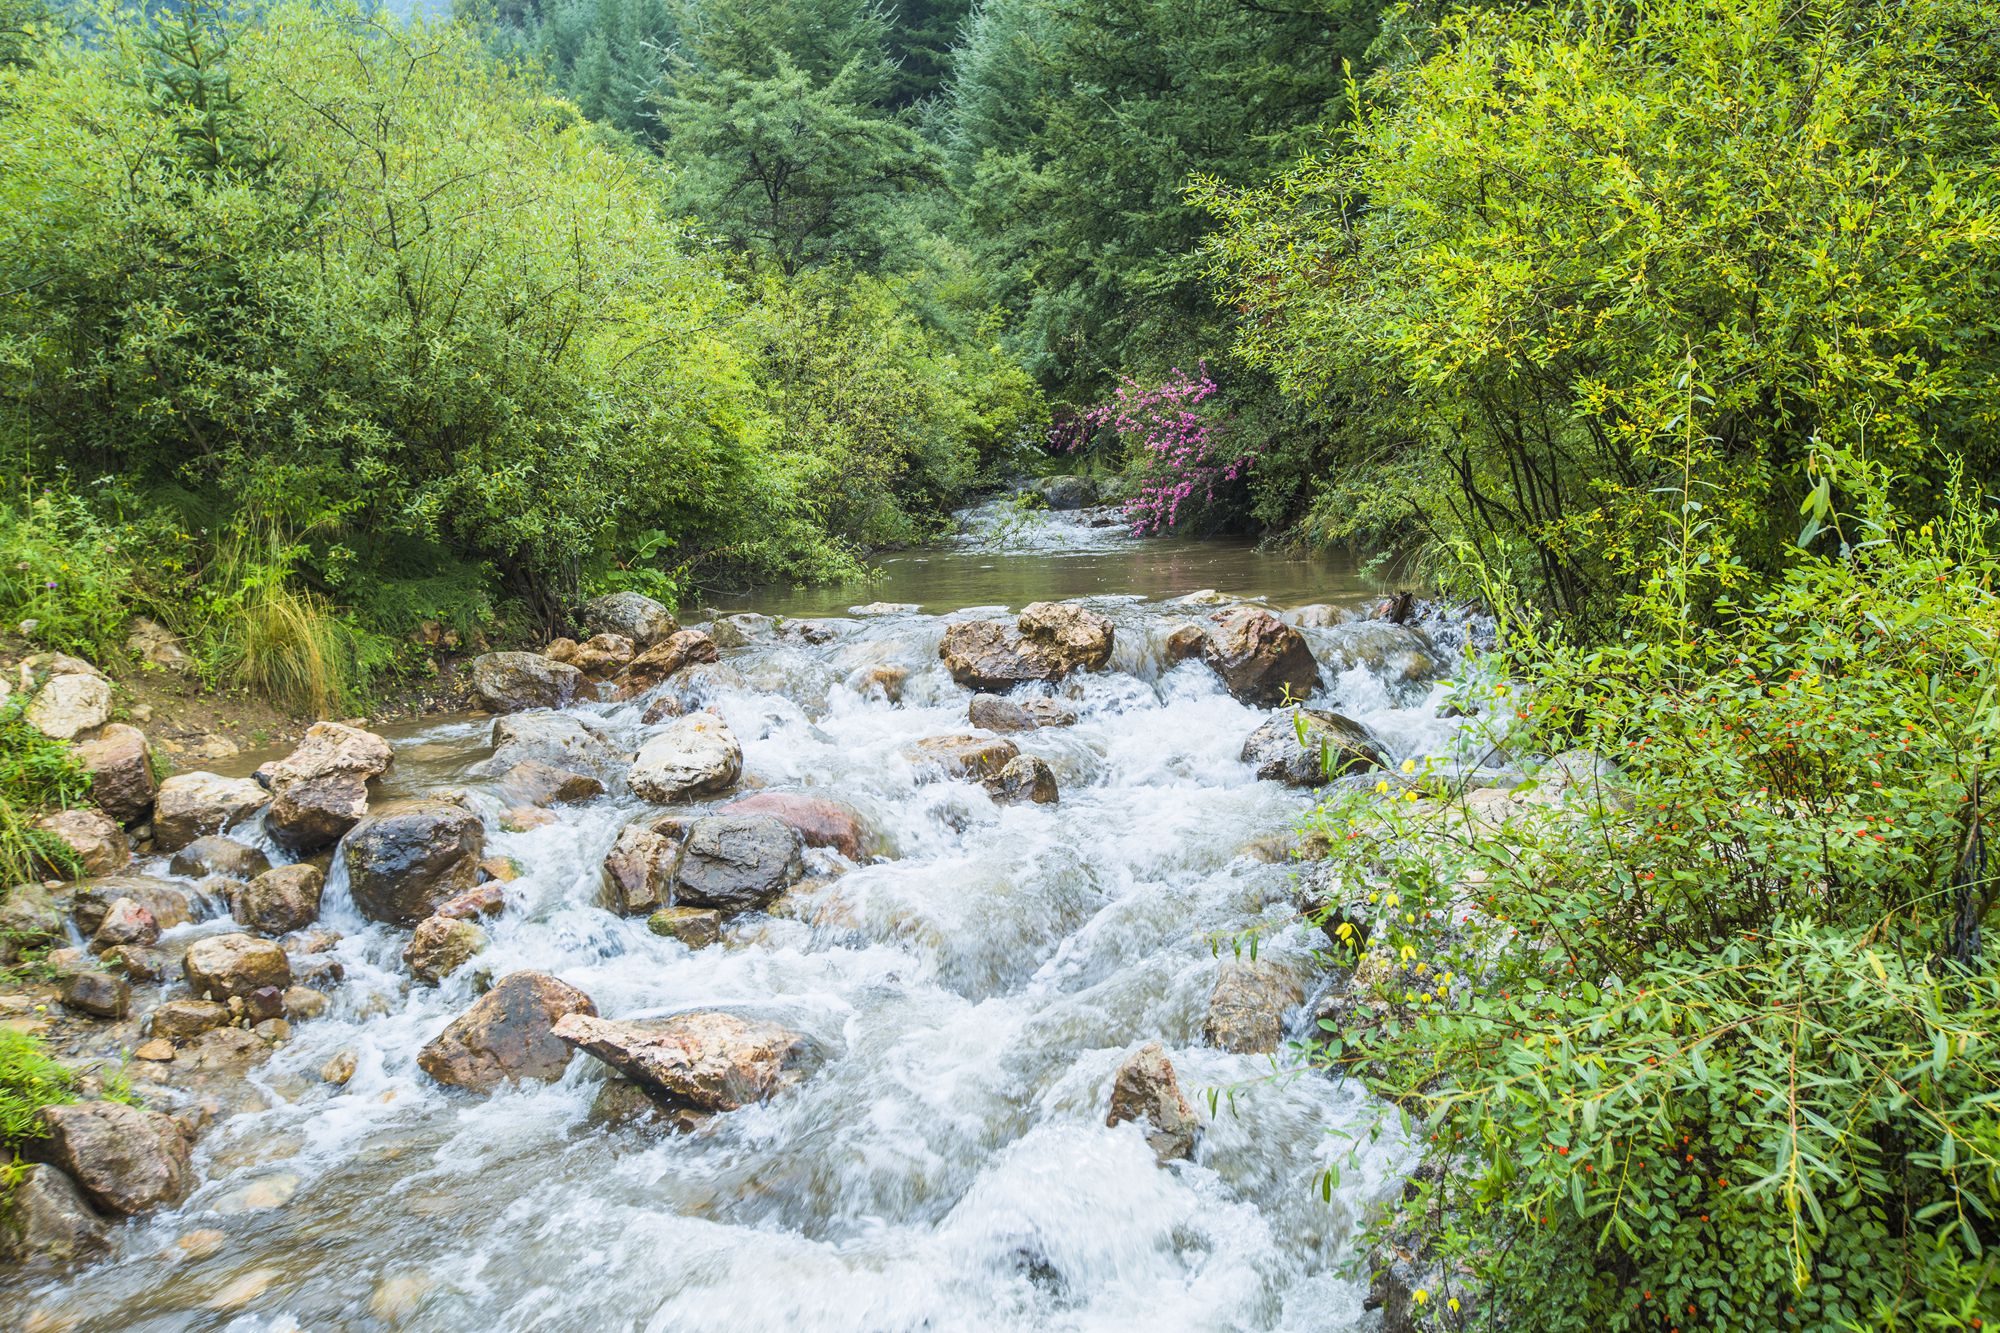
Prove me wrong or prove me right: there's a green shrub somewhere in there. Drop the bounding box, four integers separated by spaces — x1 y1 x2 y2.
0 493 141 664
0 695 90 887
1304 461 2000 1329
0 1029 76 1148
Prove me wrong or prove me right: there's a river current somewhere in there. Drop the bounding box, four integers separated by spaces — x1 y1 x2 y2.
11 501 1483 1332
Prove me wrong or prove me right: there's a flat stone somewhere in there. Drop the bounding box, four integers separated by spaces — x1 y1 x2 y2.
416 972 596 1092
152 774 269 853
553 1011 810 1113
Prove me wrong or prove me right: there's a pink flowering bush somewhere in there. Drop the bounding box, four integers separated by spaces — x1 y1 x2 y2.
1055 367 1253 533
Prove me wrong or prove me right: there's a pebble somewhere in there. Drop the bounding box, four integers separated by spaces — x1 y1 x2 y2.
206 1267 279 1310
321 1050 358 1085
368 1273 435 1323
176 1228 228 1260
212 1172 300 1215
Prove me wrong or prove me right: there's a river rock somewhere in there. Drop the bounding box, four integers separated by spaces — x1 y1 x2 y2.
229 864 324 937
1018 601 1114 670
0 1163 110 1270
499 760 605 808
846 663 908 702
1199 608 1321 706
939 602 1114 691
417 971 597 1092
404 915 487 986
671 814 804 913
967 694 1076 732
70 877 192 935
26 670 111 741
1521 748 1628 810
905 734 1020 783
152 773 269 852
1037 475 1099 510
73 723 157 824
552 1011 810 1113
184 933 291 1000
615 629 719 696
61 969 130 1018
708 612 773 649
1106 1042 1199 1162
469 652 581 713
0 883 62 963
647 906 723 948
89 897 158 952
629 714 742 803
126 616 191 671
341 798 485 925
31 1101 194 1216
1203 959 1306 1054
1287 604 1343 629
170 835 270 881
581 591 678 647
717 792 868 861
35 808 129 876
602 824 676 916
150 998 232 1041
1241 710 1390 785
100 943 170 982
1323 621 1438 685
487 709 626 785
437 882 508 921
987 755 1058 805
254 722 394 852
569 633 635 678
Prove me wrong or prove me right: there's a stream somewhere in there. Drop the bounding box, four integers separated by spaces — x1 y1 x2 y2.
8 502 1484 1332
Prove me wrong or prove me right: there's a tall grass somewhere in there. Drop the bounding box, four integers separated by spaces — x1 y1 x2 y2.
198 529 362 718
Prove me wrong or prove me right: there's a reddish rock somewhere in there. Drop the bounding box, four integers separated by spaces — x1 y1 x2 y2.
718 792 869 860
255 722 393 853
1199 608 1321 706
73 723 157 824
1106 1042 1199 1162
553 1011 810 1113
417 972 597 1092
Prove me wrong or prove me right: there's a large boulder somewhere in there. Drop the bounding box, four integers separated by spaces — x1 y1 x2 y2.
0 1163 110 1269
1036 475 1099 510
469 652 581 713
614 629 719 696
169 835 269 881
73 723 157 824
671 815 804 913
939 602 1113 691
1199 608 1321 707
1241 710 1389 786
183 933 291 1000
69 876 192 935
486 710 626 785
229 864 324 937
1203 959 1306 1054
601 823 676 916
552 1011 811 1114
903 734 1020 783
569 633 635 678
629 714 742 804
34 809 129 877
151 773 269 852
717 792 868 861
31 1101 194 1216
581 591 678 648
341 798 485 925
1106 1043 1200 1162
498 760 604 809
26 671 112 741
403 915 487 986
417 971 597 1092
254 722 394 853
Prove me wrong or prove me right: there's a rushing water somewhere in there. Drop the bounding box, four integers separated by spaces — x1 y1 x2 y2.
9 505 1478 1332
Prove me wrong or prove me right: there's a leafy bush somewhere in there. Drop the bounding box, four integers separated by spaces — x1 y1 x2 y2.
0 493 142 664
1302 461 2000 1328
0 1029 77 1148
0 695 91 887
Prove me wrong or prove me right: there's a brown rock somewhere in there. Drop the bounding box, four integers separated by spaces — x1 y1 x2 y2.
321 1050 358 1085
437 882 508 921
468 652 582 713
602 824 676 916
35 808 129 876
1016 601 1114 672
569 633 635 678
847 664 908 702
1202 959 1306 1054
416 972 597 1092
477 856 522 884
149 999 232 1041
133 1038 176 1062
544 636 579 664
615 629 720 696
403 915 487 986
341 798 484 925
0 882 63 962
229 864 324 937
69 877 191 935
968 694 1076 732
0 1164 109 1270
647 906 723 948
1163 622 1209 665
32 1101 193 1216
282 986 328 1020
60 970 130 1018
1199 608 1321 706
169 835 269 881
501 805 558 833
183 933 291 1000
89 897 159 952
25 670 112 741
498 760 604 808
987 754 1058 805
99 944 170 982
904 734 1020 782
553 1011 810 1113
938 603 1113 691
151 773 269 853
1107 1042 1200 1162
254 722 394 853
717 792 868 860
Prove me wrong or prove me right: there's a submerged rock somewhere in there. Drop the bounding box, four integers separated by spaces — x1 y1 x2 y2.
341 798 485 925
581 591 678 648
31 1101 194 1216
1106 1043 1199 1162
255 722 394 853
169 835 270 882
1202 959 1306 1054
904 734 1020 783
1322 621 1439 686
553 1011 811 1113
717 792 869 861
629 713 742 803
1199 608 1320 707
73 723 157 825
1241 710 1389 786
417 971 597 1092
671 814 804 913
469 652 581 713
151 773 270 853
